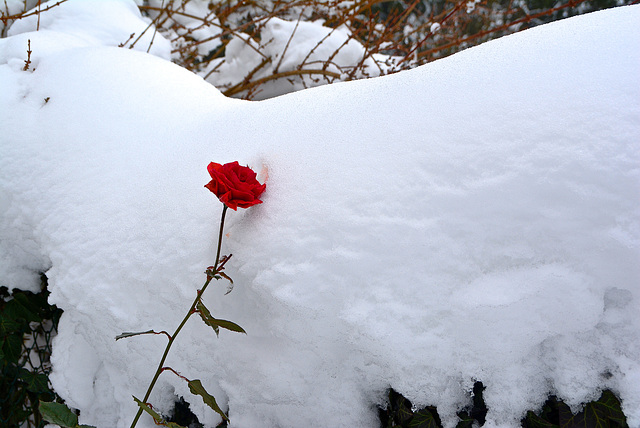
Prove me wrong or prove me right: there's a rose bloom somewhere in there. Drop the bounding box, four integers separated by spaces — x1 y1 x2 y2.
205 161 266 210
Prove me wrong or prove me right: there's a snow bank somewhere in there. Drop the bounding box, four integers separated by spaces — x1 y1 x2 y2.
1 3 639 428
5 0 170 63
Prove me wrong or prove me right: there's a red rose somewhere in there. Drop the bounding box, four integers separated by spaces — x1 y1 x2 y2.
205 161 266 210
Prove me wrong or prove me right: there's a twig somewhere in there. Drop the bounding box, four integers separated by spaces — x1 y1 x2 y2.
146 0 164 53
273 10 305 74
223 68 341 97
36 0 41 31
416 0 588 60
23 39 31 71
118 33 135 48
0 0 67 24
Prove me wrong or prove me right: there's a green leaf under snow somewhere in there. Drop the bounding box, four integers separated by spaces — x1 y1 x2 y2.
188 379 229 421
595 390 627 425
13 292 44 322
587 405 610 428
39 401 79 427
409 409 439 428
556 400 574 427
455 411 475 428
523 410 556 428
115 330 155 341
196 301 246 336
132 396 186 428
544 391 628 428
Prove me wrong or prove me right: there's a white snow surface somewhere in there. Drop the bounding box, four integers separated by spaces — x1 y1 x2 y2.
1 2 639 428
6 0 170 60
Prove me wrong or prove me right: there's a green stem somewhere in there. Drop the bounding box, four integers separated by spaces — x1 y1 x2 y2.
214 206 228 269
130 205 229 428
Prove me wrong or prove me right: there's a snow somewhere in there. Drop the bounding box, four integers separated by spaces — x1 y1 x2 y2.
6 0 170 59
1 1 639 428
144 0 222 60
204 16 381 99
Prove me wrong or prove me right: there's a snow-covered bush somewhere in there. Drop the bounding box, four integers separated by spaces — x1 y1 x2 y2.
131 0 634 99
4 0 633 99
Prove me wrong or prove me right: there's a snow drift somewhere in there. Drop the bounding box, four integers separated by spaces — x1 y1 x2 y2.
1 2 639 427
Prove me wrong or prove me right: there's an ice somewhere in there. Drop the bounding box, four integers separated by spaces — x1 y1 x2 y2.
1 2 639 428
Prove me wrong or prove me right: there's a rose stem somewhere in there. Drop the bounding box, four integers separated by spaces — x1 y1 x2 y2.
130 205 229 428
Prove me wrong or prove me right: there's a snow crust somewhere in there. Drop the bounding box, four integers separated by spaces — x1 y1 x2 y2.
1 2 639 427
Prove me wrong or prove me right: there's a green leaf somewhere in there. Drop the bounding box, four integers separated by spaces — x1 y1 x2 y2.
524 410 557 428
133 396 163 422
19 369 51 393
2 333 23 363
409 409 438 428
0 313 22 334
13 292 44 322
196 301 246 336
211 318 246 334
387 389 413 425
398 405 414 425
188 379 229 421
595 390 627 425
585 403 610 428
560 400 610 428
132 396 186 428
455 411 475 428
560 390 628 428
4 294 41 323
557 400 573 428
39 401 78 427
196 301 219 336
115 330 155 341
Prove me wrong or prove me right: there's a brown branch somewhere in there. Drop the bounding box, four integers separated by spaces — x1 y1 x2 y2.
223 68 341 98
23 39 31 71
0 0 67 24
273 12 304 74
416 0 588 60
36 0 41 31
399 0 469 66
